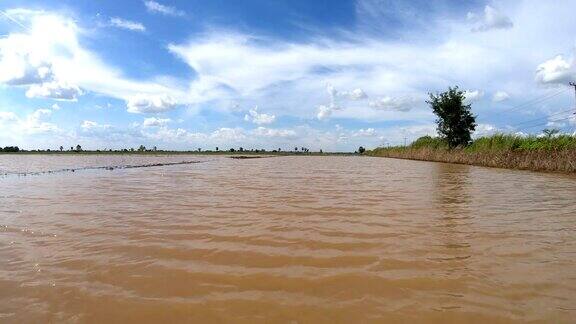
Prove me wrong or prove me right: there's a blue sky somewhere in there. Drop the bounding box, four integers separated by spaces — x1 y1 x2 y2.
0 0 575 151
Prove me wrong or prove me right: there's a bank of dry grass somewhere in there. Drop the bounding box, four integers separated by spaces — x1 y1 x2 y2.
367 134 576 173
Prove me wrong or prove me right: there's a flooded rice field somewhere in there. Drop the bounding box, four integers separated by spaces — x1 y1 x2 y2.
1 155 575 323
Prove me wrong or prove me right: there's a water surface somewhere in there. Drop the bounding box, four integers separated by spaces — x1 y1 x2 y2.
1 155 575 323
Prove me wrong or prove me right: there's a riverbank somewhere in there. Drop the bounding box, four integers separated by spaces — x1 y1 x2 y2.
366 134 576 173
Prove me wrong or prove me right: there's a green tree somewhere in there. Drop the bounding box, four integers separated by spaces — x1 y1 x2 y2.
59 146 63 152
75 144 82 152
427 86 476 148
358 146 366 154
542 128 559 138
138 145 146 152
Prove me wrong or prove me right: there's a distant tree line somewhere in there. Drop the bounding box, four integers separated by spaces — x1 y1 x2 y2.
0 146 19 152
1 144 356 154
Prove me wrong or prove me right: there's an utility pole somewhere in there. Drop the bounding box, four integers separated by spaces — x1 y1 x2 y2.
570 82 576 111
571 83 576 133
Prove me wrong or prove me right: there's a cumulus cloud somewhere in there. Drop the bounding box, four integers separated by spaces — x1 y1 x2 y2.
109 17 146 32
317 103 342 120
464 90 484 103
316 105 332 121
535 55 575 85
338 88 368 100
0 111 18 123
368 96 417 111
316 84 363 120
127 94 177 113
252 127 297 138
15 109 59 134
353 128 377 137
0 59 54 86
25 81 83 101
210 127 246 142
144 1 185 16
468 5 513 32
81 120 111 130
493 91 510 102
0 108 60 134
144 127 205 142
473 123 499 137
244 106 276 125
143 117 171 127
0 10 185 110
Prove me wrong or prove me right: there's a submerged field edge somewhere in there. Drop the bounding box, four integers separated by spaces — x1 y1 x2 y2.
0 160 206 178
366 147 576 173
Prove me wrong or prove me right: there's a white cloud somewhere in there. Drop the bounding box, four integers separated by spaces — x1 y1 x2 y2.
0 111 18 123
144 1 185 17
127 94 177 113
0 10 185 110
0 109 59 134
210 127 246 142
252 127 297 138
535 55 575 85
143 117 171 127
316 105 332 121
51 103 61 110
493 91 510 102
316 102 343 120
25 80 83 101
21 109 58 134
464 90 484 103
143 127 205 143
109 17 146 32
469 5 513 32
0 59 54 85
244 106 276 125
368 96 417 111
353 128 377 137
81 120 111 130
338 88 368 100
474 123 499 137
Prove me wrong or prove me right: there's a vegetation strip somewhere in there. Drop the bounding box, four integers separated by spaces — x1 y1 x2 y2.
1 161 204 178
229 155 271 159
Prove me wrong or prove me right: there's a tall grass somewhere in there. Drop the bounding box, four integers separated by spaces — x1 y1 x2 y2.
466 134 576 151
367 134 576 173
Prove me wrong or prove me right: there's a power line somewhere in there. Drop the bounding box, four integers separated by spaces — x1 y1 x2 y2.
511 82 576 134
0 10 31 32
500 88 568 114
509 108 575 128
570 82 576 107
515 115 575 132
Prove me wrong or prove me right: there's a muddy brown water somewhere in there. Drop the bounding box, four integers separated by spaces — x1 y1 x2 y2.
1 155 575 323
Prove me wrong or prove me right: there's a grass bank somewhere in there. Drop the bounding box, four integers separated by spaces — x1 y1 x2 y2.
366 134 576 173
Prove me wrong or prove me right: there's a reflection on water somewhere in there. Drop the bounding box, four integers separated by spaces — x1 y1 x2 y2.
1 155 575 323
